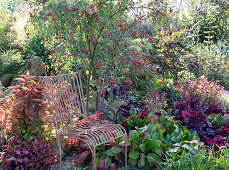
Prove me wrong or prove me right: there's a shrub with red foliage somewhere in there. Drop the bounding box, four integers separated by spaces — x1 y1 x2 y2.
176 77 224 105
0 72 49 134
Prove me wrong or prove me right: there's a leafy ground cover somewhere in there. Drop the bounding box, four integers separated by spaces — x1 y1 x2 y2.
0 0 228 169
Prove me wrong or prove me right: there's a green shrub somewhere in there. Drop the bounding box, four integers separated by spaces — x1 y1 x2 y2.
192 41 229 90
25 35 50 62
0 4 27 77
0 49 25 76
125 113 200 168
221 92 229 109
159 86 181 110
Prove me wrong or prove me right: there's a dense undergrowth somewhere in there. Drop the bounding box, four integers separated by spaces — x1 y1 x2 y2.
0 0 228 169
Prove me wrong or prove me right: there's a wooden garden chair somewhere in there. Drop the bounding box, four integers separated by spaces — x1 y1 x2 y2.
39 72 127 170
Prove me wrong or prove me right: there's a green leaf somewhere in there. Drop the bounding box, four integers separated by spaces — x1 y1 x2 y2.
155 149 162 157
28 135 35 142
104 156 111 168
180 140 188 146
127 119 134 128
23 133 28 140
96 157 100 167
171 136 179 143
110 146 121 154
130 106 135 114
136 119 143 127
146 153 157 164
128 158 137 166
151 132 159 140
158 128 166 141
146 139 161 152
106 149 114 156
138 154 146 167
146 140 154 151
165 134 172 144
140 143 146 152
129 130 140 143
183 128 191 136
129 150 140 159
155 140 162 148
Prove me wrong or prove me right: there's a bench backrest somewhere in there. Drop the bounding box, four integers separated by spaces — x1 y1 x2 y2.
39 72 87 123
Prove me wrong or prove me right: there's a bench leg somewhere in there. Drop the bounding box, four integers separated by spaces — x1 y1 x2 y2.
125 135 128 170
92 145 96 170
57 138 62 170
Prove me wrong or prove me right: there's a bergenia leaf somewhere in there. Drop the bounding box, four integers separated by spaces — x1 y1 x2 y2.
110 146 121 154
129 150 140 159
138 153 146 168
106 149 114 156
140 143 146 152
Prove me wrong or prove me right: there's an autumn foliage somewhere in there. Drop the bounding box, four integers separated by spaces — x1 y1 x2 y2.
0 72 48 133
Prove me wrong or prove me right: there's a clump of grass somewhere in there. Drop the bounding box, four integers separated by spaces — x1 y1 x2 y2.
221 91 229 108
162 145 229 170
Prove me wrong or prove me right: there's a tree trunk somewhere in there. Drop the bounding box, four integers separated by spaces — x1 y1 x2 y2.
86 54 94 114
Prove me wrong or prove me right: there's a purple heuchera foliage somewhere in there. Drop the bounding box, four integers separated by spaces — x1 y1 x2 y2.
1 135 57 170
117 100 144 117
205 103 225 115
205 135 227 150
173 97 229 148
216 120 229 136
